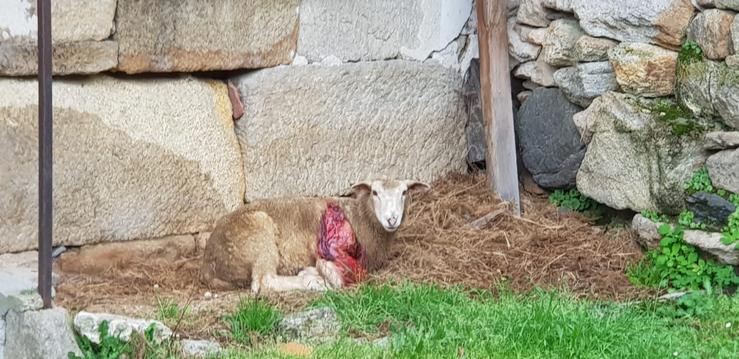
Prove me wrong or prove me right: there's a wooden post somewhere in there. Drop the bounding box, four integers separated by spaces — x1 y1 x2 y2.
476 0 521 215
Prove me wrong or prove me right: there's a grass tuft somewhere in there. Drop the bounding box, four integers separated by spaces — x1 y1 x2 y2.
225 298 282 345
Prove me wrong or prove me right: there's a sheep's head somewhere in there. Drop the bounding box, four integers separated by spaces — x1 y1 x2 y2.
350 179 431 232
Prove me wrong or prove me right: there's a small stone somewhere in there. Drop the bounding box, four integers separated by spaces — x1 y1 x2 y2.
703 131 739 150
683 230 739 265
553 61 618 107
51 246 66 258
716 0 739 11
153 284 160 289
540 19 584 67
608 42 678 97
4 308 81 359
181 339 221 358
204 291 213 299
278 307 340 342
726 55 739 68
517 91 533 103
514 58 556 87
73 311 172 344
292 55 309 66
227 83 245 120
574 36 618 62
631 214 662 250
659 291 690 301
686 192 736 229
508 18 542 62
687 9 735 60
726 322 733 328
706 149 739 193
520 27 548 45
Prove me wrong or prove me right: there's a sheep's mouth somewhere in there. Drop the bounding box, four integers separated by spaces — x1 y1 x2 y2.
383 224 400 232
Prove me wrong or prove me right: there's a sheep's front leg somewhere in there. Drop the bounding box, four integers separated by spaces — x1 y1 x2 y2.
252 272 329 293
316 259 344 289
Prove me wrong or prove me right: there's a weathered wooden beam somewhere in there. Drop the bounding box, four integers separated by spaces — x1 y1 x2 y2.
476 0 521 215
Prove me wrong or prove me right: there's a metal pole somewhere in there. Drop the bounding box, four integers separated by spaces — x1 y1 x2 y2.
37 0 53 309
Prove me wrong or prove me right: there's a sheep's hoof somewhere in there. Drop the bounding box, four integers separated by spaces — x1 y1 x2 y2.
302 275 329 291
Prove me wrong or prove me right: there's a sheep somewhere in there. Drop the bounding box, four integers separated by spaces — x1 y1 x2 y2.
199 178 430 293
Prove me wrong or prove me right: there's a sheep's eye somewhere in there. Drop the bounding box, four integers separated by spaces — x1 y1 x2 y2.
402 190 407 196
372 190 378 196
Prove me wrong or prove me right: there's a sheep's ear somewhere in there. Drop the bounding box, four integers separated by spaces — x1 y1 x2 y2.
348 181 372 198
403 181 431 194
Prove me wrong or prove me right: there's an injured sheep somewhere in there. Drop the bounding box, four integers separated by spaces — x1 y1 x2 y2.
200 179 430 293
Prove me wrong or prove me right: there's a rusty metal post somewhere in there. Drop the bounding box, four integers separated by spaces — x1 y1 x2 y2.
37 0 53 309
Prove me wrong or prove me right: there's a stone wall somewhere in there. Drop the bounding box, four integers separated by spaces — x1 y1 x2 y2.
2 0 738 253
506 0 739 214
0 0 474 253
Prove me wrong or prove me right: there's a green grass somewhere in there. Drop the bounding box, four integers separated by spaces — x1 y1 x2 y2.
215 283 738 358
225 298 282 345
155 296 190 326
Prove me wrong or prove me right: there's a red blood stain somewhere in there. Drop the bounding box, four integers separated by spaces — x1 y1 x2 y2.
316 202 367 286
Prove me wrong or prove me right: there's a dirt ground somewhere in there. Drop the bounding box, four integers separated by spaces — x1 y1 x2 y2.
55 172 653 341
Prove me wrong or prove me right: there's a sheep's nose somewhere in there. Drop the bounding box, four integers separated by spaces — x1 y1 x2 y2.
387 217 397 227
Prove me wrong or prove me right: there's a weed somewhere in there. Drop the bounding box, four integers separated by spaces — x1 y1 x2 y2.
626 257 662 288
649 99 703 136
678 210 707 230
155 296 190 326
641 210 668 223
684 167 714 194
720 210 739 246
68 320 132 359
225 298 282 345
678 40 703 66
549 188 600 213
130 323 180 359
646 224 738 290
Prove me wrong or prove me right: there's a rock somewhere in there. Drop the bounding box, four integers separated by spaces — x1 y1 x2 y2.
57 235 199 275
74 311 172 344
517 88 585 188
0 0 115 43
540 19 584 67
231 61 467 200
278 308 340 342
0 317 5 359
553 61 618 107
687 192 737 228
608 42 678 97
523 80 541 90
679 59 739 129
463 60 520 164
517 90 533 103
575 92 707 213
704 131 739 149
0 76 244 253
687 9 736 61
514 58 557 86
4 308 81 359
574 36 618 62
727 55 739 68
542 0 576 12
684 230 739 265
631 214 662 249
509 18 542 62
520 27 548 45
297 0 472 62
517 0 554 27
706 149 739 193
733 14 739 54
573 0 695 49
716 0 739 10
676 59 720 118
227 83 245 120
115 0 299 73
0 251 56 315
0 41 117 76
181 339 221 358
0 0 116 75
